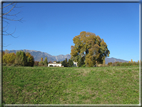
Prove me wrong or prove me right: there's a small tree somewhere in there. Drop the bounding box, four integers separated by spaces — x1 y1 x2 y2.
65 58 67 64
62 60 68 67
41 57 43 62
26 52 34 67
131 59 133 63
68 59 74 67
39 57 44 66
44 57 48 66
15 51 27 66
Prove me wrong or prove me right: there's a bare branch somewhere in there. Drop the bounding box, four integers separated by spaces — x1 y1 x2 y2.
2 3 16 16
3 17 23 22
2 3 14 9
3 28 19 38
3 43 11 47
4 11 21 17
1 2 23 47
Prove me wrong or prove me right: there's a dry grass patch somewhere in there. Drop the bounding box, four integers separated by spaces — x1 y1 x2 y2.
75 68 94 76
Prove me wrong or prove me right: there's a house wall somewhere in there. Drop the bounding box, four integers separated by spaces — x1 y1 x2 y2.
73 61 78 67
48 63 62 67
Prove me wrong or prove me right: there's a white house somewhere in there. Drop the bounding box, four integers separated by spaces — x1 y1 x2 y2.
48 61 78 67
48 61 62 67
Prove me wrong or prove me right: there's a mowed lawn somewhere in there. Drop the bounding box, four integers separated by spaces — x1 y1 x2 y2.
3 66 139 104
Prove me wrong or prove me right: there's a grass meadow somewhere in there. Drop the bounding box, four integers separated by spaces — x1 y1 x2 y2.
2 66 139 104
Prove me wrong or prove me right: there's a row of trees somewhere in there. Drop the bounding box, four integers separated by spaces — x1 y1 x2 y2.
3 51 34 66
2 49 140 67
107 60 140 67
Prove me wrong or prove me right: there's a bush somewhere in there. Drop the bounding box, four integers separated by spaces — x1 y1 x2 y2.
116 62 121 66
82 64 86 67
39 61 44 66
44 64 48 67
108 62 112 66
112 62 119 66
34 61 39 66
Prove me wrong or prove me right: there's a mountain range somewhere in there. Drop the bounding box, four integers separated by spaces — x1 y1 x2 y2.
4 49 129 64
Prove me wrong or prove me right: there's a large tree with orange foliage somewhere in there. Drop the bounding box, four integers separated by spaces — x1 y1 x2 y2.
70 31 110 67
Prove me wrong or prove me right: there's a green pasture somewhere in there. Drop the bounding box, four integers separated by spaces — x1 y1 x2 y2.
2 66 139 104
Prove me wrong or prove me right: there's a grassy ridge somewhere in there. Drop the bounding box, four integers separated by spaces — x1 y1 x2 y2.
3 66 139 104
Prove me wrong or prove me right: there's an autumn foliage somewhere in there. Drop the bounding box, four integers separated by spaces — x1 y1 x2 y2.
26 52 34 66
70 31 110 67
3 53 16 64
39 57 44 66
3 50 35 67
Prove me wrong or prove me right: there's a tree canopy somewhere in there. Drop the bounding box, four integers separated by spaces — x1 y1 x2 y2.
70 31 110 67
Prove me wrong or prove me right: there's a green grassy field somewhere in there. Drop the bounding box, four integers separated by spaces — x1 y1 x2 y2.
2 66 139 104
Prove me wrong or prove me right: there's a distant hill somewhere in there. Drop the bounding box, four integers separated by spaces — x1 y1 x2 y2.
4 49 128 64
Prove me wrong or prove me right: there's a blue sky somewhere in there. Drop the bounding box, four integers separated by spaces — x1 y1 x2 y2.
3 3 139 61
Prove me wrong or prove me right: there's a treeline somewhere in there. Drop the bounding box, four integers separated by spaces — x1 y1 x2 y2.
107 59 140 67
2 50 75 67
2 50 140 67
3 51 34 66
2 50 50 67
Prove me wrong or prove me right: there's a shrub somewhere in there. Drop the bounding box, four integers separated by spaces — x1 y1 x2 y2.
15 51 27 66
62 60 68 67
39 61 44 66
34 61 39 66
116 62 121 66
82 64 86 67
108 62 112 66
44 64 48 67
